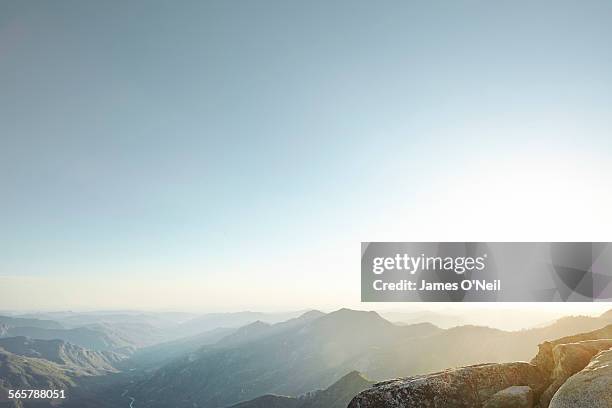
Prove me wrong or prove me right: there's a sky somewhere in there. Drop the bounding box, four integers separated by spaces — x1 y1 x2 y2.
1 0 612 312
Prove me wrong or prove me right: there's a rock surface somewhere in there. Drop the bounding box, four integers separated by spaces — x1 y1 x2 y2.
530 324 612 376
549 349 612 408
536 339 612 407
347 362 546 408
350 324 612 408
482 386 533 408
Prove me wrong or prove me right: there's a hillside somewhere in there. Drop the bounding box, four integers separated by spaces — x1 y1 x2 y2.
129 327 236 369
0 348 75 408
301 371 374 408
0 337 122 374
231 371 374 408
0 326 133 354
131 309 439 407
0 336 128 408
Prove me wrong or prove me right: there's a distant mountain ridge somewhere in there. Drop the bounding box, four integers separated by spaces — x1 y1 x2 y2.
131 308 612 408
172 311 311 339
0 337 122 373
219 311 326 347
0 315 63 330
131 309 441 407
1 326 133 353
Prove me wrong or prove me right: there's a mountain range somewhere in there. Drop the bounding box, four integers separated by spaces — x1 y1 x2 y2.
131 308 612 408
0 337 121 373
2 308 612 408
0 336 127 408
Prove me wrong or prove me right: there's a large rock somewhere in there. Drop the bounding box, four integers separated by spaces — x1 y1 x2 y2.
532 339 612 407
348 362 547 408
483 386 533 408
348 324 612 408
531 324 612 375
549 349 612 408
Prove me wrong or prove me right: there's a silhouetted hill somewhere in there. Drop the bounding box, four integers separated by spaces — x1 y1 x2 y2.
600 309 612 321
301 371 374 408
230 371 373 408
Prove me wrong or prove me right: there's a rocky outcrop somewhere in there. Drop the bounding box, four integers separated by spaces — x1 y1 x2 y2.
350 324 612 408
533 339 612 407
482 386 533 408
347 362 546 408
549 349 612 408
530 323 612 375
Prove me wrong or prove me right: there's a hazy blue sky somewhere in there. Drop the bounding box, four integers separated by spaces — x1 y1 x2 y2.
2 1 612 310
